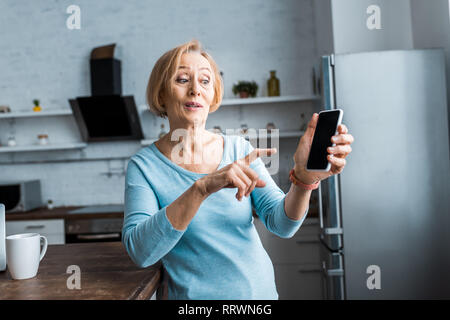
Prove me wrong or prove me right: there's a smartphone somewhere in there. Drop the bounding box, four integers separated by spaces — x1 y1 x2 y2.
306 109 344 172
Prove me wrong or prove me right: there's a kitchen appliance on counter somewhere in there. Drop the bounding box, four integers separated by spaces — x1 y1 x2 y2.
65 204 124 243
318 49 450 299
0 180 43 213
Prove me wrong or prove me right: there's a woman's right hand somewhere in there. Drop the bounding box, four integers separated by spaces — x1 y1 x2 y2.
196 148 277 201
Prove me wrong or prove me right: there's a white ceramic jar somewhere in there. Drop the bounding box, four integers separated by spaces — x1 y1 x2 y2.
37 134 48 145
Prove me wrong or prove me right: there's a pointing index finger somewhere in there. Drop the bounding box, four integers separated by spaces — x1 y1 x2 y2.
240 148 277 166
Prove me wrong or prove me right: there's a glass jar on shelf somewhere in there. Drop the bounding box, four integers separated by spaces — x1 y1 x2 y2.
37 134 49 145
212 126 223 134
7 136 16 147
240 124 248 135
47 199 54 210
266 122 276 132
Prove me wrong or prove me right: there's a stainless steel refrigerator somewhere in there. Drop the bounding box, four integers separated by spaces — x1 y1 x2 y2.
318 49 450 299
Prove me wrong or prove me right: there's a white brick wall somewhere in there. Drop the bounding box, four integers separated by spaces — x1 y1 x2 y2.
0 0 319 206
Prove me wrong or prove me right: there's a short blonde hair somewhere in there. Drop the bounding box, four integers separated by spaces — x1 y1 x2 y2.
146 40 223 118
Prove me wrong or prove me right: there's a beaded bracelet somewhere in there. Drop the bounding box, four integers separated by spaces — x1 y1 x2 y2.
289 169 320 190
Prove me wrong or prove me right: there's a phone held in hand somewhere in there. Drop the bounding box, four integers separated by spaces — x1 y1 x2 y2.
306 109 344 172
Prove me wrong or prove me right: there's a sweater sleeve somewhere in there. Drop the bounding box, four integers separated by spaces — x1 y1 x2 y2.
122 159 186 268
242 138 308 238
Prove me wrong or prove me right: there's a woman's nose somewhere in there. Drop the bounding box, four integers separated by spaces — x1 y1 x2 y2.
189 82 200 96
189 89 200 96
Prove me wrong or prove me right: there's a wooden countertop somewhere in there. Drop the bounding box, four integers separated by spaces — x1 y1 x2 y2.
5 206 123 221
0 242 163 300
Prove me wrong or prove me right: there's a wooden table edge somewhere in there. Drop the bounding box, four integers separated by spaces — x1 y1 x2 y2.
129 264 163 300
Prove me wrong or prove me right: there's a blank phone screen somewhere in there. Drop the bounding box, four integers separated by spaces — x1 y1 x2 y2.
307 110 341 170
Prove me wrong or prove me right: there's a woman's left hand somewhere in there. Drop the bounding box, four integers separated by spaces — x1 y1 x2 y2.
293 113 354 185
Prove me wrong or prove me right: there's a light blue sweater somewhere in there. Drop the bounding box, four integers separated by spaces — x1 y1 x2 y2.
122 134 308 299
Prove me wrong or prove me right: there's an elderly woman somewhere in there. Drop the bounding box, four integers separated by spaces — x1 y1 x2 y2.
122 40 353 300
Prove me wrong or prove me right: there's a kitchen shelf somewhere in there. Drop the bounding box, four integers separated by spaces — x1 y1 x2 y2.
140 131 304 146
139 95 319 114
0 109 72 119
0 142 87 153
0 109 89 155
220 95 320 106
235 130 305 139
271 130 305 138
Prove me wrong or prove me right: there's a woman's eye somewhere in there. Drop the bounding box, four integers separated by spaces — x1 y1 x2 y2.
176 77 209 85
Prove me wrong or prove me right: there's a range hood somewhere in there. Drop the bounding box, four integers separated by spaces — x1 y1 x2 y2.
69 44 143 142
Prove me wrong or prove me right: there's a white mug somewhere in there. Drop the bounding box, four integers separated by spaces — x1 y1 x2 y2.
6 233 48 280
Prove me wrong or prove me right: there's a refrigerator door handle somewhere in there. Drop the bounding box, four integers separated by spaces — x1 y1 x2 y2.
319 233 343 253
323 228 343 235
318 183 324 229
322 261 345 277
326 269 345 277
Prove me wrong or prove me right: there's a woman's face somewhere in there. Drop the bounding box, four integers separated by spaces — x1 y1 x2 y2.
163 52 215 125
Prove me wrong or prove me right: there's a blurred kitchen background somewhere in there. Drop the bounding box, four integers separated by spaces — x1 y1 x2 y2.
0 0 449 299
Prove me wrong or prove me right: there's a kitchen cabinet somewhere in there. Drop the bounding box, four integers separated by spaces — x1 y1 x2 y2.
254 217 324 300
5 206 125 245
5 219 65 245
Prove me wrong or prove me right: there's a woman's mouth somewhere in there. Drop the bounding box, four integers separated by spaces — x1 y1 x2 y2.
184 102 204 111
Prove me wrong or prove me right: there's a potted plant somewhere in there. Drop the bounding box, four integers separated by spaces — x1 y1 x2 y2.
232 81 258 98
33 99 41 112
